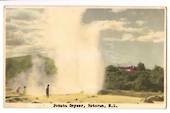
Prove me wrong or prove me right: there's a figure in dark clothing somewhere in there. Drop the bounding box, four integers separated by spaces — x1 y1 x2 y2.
23 86 26 95
46 84 50 98
16 87 21 94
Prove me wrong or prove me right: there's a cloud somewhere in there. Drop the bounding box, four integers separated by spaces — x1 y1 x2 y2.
102 33 135 42
6 8 44 21
6 8 45 47
82 8 128 24
102 30 165 43
6 7 165 59
82 8 165 43
6 45 45 58
6 23 18 31
121 33 135 41
89 19 142 34
82 8 165 31
137 31 165 43
88 19 146 43
98 19 165 43
136 20 145 26
5 8 48 58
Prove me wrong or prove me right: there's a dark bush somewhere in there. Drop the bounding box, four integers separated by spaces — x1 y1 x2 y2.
104 63 164 92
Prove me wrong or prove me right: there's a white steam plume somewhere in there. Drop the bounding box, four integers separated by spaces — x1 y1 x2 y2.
9 7 116 95
41 7 107 94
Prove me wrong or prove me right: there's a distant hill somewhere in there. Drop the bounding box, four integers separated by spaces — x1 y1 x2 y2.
6 55 57 81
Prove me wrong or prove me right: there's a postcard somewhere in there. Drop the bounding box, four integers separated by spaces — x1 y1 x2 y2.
4 6 167 108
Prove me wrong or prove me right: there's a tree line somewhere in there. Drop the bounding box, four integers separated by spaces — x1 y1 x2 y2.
104 62 164 92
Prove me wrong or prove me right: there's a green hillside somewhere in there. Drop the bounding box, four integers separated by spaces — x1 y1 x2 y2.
6 55 57 81
6 55 32 80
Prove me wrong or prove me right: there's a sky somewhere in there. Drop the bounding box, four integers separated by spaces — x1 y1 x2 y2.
5 7 166 68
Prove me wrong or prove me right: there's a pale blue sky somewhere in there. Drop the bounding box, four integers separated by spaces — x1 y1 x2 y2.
82 8 165 68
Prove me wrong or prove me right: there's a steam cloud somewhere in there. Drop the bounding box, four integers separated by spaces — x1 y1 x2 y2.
41 8 105 94
8 7 115 95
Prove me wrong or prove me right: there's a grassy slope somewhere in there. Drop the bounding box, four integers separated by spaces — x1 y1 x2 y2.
6 55 57 81
6 55 32 80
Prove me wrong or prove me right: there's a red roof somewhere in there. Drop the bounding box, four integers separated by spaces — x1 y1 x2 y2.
118 66 137 72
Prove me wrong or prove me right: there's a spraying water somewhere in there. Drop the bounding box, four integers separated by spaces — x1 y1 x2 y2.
41 7 104 94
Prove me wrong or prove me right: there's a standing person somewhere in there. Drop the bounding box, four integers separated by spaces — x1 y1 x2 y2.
46 84 50 98
16 87 21 95
23 86 26 95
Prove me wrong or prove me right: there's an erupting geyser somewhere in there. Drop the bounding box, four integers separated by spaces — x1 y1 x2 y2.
8 7 112 95
41 8 104 94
